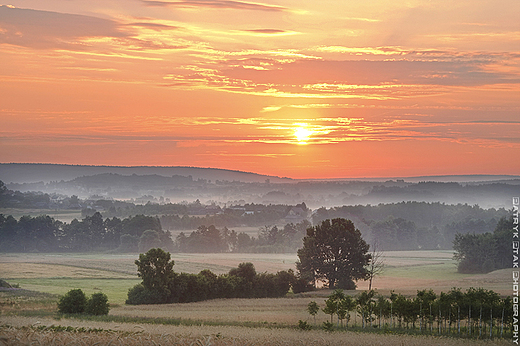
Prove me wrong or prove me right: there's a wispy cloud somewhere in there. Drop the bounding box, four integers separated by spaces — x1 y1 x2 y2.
161 55 518 100
0 6 127 50
238 29 298 37
141 0 288 12
125 22 181 31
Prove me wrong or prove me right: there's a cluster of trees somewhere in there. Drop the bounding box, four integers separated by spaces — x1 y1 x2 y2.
126 248 302 305
176 221 310 253
0 180 60 209
453 216 512 273
0 212 173 253
84 200 309 231
313 202 507 250
159 203 306 230
57 289 109 316
302 288 512 339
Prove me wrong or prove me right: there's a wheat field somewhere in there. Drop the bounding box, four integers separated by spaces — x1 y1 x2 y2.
0 316 510 346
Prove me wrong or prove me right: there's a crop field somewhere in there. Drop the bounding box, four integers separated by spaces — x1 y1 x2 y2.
0 250 513 345
1 316 511 346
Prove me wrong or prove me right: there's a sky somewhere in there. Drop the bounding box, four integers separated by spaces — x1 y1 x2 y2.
0 1 519 179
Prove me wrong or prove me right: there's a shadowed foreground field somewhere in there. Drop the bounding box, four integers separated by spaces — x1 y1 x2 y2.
1 316 511 346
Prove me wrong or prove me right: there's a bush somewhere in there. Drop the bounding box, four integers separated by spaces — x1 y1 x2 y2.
322 321 334 331
57 289 87 314
126 283 165 305
0 279 12 288
292 277 313 293
85 292 110 315
298 320 312 330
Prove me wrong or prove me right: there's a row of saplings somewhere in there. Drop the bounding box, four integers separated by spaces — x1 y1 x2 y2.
300 288 513 339
126 248 307 304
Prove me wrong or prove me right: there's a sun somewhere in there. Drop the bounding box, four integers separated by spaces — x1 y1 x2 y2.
294 124 313 144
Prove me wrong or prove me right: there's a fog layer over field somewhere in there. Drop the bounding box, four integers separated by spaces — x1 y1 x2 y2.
3 164 520 209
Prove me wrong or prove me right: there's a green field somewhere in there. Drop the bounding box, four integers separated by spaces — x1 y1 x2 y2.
0 250 511 303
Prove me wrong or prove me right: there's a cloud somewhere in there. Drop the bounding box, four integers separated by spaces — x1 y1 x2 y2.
0 6 127 50
238 29 296 37
125 22 181 31
224 59 515 87
243 29 288 34
141 0 288 12
162 55 518 101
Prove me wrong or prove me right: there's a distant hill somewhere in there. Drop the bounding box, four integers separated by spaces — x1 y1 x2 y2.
2 163 519 185
2 163 519 209
307 174 520 184
0 163 293 184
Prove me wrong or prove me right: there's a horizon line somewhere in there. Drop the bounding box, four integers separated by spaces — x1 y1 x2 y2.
2 162 520 182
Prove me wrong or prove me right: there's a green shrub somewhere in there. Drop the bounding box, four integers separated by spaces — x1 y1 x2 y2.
322 321 334 331
86 292 110 315
298 320 312 330
57 289 87 314
0 279 12 288
126 283 165 305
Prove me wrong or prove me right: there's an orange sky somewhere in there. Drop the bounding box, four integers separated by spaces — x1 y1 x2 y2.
0 1 519 179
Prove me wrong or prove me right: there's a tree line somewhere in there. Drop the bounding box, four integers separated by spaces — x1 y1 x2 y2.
1 209 513 278
0 213 172 253
302 288 512 339
453 216 512 273
0 212 310 253
126 248 303 305
313 202 507 250
176 221 310 253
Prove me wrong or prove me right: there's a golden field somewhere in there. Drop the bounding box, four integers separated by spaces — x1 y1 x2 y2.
1 316 511 346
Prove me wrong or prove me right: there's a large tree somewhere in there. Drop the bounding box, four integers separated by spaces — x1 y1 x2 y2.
134 248 175 303
297 218 371 289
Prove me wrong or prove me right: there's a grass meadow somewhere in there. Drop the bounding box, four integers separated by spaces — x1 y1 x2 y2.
0 250 512 345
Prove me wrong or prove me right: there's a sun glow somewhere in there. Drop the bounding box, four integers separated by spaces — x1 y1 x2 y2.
294 124 313 144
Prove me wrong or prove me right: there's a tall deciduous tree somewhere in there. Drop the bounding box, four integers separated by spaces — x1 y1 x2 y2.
296 218 371 289
134 248 175 303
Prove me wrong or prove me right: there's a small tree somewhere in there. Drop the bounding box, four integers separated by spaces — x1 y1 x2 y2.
339 295 357 328
367 240 385 290
58 289 87 314
86 292 110 315
356 290 376 328
307 301 320 325
323 296 338 324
